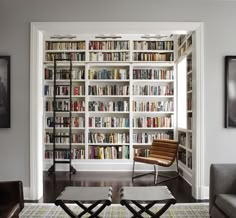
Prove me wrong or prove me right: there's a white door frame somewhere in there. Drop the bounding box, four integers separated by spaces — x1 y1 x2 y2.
30 22 205 200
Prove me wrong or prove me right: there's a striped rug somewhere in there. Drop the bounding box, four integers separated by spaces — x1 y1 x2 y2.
20 203 209 218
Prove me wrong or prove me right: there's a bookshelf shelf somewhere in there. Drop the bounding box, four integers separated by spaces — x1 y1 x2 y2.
43 36 176 171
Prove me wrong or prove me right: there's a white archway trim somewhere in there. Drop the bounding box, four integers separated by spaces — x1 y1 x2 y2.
30 22 205 200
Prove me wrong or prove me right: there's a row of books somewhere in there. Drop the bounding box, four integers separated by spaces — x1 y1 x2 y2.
187 96 192 110
89 68 129 80
133 131 173 144
88 132 129 144
133 41 174 51
89 52 129 62
188 155 192 169
133 52 173 62
45 68 85 80
45 100 85 112
89 145 129 159
88 117 129 128
89 100 129 112
187 116 192 130
132 100 174 112
187 75 192 91
45 52 86 61
178 148 186 164
45 40 174 51
134 148 150 158
187 57 192 72
133 69 174 80
132 84 173 96
46 116 85 128
45 132 85 143
88 85 129 96
133 115 174 128
45 41 85 50
44 85 85 96
178 133 186 146
89 41 129 50
45 148 85 159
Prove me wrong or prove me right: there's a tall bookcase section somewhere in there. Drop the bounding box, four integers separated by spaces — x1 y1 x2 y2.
131 40 175 157
44 40 86 171
88 40 130 160
177 34 193 180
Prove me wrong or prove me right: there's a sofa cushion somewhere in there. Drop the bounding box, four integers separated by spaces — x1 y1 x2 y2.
215 194 236 217
0 203 21 218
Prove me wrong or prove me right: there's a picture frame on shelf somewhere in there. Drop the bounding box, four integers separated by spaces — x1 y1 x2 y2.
225 56 236 128
0 56 10 128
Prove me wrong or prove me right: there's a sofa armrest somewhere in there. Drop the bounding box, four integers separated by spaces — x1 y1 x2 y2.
209 164 236 212
0 181 24 210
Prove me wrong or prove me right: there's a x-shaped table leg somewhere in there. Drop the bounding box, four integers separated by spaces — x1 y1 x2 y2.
121 199 176 218
55 200 109 218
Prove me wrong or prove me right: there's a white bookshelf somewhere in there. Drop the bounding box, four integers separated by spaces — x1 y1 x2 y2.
177 33 194 181
43 36 176 170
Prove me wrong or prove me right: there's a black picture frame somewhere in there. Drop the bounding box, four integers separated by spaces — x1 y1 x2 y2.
224 56 236 128
0 56 10 128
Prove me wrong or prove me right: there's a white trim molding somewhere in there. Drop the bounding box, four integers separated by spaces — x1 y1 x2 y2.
30 23 44 200
192 23 205 199
30 22 205 200
23 187 30 200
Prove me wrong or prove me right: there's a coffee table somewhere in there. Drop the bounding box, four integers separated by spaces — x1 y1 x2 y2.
55 186 112 218
120 186 176 218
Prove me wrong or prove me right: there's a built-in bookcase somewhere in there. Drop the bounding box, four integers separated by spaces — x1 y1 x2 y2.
177 33 194 182
43 36 176 170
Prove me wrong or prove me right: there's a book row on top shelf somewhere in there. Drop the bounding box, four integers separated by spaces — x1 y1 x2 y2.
45 40 174 51
44 39 175 62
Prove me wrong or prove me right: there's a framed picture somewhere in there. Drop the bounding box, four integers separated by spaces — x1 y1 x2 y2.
0 56 10 128
225 56 236 128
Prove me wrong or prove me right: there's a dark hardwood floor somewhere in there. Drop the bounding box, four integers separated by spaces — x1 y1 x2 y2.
41 171 204 204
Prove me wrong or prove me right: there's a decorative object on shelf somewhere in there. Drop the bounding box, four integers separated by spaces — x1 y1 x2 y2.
225 56 236 127
0 56 10 128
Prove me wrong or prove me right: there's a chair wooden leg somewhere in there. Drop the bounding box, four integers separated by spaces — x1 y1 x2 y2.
154 165 158 184
132 160 135 178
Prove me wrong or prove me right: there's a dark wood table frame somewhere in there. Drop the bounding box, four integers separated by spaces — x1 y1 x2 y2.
120 186 176 218
55 187 112 218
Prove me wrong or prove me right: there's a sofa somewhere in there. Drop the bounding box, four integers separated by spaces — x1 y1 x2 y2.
0 181 24 218
210 164 236 218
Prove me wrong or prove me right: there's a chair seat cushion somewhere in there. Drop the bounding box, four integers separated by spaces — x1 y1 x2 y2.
215 194 236 217
134 156 171 167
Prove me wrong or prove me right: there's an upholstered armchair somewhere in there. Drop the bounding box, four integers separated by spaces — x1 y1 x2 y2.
0 181 24 218
132 139 179 184
210 164 236 218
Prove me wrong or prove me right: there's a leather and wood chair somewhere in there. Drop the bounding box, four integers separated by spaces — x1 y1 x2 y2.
132 139 179 184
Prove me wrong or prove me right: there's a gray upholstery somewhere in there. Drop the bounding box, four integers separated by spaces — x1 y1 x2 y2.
210 164 236 218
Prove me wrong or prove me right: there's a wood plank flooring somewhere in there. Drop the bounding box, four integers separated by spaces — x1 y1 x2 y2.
42 171 202 203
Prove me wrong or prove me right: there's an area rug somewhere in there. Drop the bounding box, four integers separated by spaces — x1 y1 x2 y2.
20 203 209 218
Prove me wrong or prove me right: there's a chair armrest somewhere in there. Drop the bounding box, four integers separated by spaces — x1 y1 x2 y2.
209 164 236 212
0 181 24 210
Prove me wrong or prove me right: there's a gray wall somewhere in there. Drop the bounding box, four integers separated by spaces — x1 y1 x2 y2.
1 0 236 187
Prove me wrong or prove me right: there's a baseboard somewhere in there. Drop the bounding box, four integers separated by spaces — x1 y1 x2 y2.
43 161 177 172
192 185 209 200
23 187 30 200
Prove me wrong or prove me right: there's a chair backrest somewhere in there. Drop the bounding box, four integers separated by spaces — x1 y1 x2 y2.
149 139 179 167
